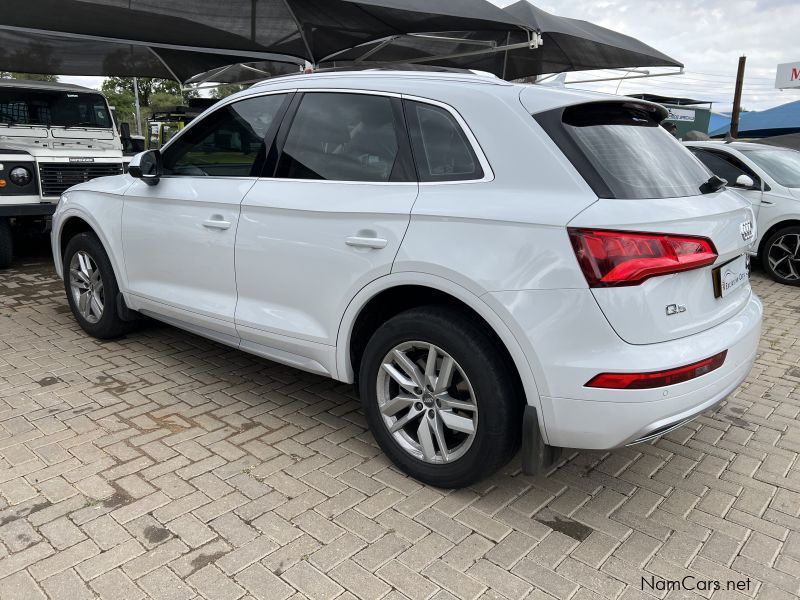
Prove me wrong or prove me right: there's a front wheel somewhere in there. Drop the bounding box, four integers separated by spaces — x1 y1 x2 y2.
762 226 800 286
63 232 133 339
359 306 522 488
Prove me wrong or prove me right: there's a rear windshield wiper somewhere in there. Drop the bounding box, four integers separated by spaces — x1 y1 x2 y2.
700 175 727 194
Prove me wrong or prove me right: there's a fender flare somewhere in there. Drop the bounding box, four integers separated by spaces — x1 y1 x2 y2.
335 271 546 439
54 207 128 293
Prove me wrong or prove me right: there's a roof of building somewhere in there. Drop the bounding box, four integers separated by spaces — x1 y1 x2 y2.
710 100 800 138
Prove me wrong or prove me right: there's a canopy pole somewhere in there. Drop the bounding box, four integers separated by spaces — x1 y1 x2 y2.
132 77 142 136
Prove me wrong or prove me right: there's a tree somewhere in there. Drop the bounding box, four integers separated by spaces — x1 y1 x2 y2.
0 72 59 82
100 77 197 134
211 84 247 100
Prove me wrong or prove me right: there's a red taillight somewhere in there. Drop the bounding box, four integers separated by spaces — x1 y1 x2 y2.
568 228 718 287
586 351 727 390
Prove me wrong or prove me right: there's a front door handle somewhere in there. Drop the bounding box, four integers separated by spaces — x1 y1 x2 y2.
203 218 231 230
346 236 388 250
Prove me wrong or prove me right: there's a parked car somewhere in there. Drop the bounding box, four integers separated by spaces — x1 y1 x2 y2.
52 71 762 487
0 79 126 269
686 141 800 285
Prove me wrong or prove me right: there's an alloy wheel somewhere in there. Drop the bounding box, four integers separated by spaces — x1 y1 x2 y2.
768 233 800 282
376 341 478 464
69 251 105 324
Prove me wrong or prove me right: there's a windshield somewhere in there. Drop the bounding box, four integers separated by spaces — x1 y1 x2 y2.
559 103 711 199
739 148 800 188
0 88 112 128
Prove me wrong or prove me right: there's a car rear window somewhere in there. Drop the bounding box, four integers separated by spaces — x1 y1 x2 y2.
537 102 711 199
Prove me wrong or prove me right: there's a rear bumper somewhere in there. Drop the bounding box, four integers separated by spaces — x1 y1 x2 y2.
488 289 762 449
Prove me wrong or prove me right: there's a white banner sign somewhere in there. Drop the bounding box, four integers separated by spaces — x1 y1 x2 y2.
775 62 800 89
665 107 696 122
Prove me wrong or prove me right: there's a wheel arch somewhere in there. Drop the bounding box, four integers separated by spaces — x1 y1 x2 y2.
55 210 127 293
336 273 543 427
758 218 800 258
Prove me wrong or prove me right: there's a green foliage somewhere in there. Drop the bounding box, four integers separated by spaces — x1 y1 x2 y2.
211 84 248 99
0 72 59 82
100 77 198 134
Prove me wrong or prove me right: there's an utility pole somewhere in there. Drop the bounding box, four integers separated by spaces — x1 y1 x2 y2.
132 77 142 136
730 56 747 139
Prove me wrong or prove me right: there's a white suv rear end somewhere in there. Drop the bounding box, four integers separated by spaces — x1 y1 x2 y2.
52 71 762 487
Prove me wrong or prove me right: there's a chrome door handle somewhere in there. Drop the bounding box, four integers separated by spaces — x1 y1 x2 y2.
345 236 388 249
203 219 231 230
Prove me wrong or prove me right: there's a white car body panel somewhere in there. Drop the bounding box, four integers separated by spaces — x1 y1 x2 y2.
52 71 763 453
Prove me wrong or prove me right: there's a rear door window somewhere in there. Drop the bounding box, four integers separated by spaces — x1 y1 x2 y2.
537 102 711 199
275 92 404 183
405 100 483 182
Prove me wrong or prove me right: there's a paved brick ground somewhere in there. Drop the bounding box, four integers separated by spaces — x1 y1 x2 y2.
1 250 799 600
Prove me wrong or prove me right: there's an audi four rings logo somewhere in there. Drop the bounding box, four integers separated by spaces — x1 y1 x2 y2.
740 221 754 241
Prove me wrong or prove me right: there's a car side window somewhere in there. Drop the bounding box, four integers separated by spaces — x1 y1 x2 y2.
162 94 286 177
690 148 758 186
405 100 483 182
275 92 401 182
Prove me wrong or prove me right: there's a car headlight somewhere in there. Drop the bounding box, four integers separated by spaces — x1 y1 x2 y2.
9 166 32 186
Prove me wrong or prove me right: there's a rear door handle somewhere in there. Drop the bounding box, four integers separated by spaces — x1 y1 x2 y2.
203 218 231 230
345 236 388 250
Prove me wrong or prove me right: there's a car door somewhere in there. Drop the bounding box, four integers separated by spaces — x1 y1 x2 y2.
235 91 418 371
122 92 291 341
690 147 765 219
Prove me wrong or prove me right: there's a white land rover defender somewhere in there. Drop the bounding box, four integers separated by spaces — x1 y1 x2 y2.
0 79 125 268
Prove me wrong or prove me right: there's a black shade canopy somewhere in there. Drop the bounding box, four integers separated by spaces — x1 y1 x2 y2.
325 0 681 79
0 0 528 83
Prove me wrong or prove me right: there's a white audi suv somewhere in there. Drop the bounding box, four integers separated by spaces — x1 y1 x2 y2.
52 71 762 487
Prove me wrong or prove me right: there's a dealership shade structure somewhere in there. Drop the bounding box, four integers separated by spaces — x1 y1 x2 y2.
326 0 682 79
0 0 531 84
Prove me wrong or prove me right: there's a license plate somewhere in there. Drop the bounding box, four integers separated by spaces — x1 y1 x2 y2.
713 255 749 298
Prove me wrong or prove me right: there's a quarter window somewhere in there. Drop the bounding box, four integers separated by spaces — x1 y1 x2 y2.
405 101 483 182
276 93 401 182
162 94 286 177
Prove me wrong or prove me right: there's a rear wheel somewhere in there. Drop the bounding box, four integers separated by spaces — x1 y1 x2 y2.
359 306 522 488
63 232 132 339
0 218 12 269
762 225 800 286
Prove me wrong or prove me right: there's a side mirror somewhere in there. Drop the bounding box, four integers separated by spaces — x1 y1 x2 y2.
128 150 162 186
734 174 756 189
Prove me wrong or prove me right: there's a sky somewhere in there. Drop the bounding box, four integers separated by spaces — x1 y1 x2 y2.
60 0 800 113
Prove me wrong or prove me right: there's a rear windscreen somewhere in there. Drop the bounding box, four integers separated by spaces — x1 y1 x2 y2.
538 103 711 199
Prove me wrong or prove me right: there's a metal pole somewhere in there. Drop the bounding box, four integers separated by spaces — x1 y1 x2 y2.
132 76 142 136
730 56 747 139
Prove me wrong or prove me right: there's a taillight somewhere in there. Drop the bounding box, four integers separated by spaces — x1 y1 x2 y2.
568 228 718 287
586 351 727 389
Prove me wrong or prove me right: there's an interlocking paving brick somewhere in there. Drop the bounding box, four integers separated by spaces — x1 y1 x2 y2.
2 262 799 599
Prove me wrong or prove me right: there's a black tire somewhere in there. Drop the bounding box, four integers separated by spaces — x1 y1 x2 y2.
0 218 12 270
761 225 800 286
63 232 132 339
359 306 522 488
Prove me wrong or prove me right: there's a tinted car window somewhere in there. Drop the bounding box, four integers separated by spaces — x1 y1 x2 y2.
276 93 400 182
539 103 711 199
405 101 483 182
740 148 800 188
162 94 286 177
690 148 755 185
